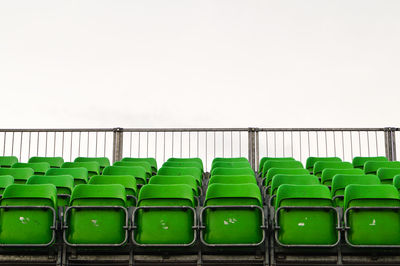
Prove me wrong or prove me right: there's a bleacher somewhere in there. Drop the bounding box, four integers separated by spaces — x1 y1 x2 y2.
0 154 399 265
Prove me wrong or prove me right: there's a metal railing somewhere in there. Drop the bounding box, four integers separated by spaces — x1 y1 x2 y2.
0 127 398 171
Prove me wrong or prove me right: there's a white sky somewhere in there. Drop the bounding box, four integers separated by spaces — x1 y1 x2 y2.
1 0 399 129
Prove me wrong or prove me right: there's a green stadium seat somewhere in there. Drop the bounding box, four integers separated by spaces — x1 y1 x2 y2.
163 161 203 172
364 161 400 175
274 184 340 246
27 175 74 207
201 183 265 245
0 184 57 245
64 184 128 246
258 157 295 173
210 167 255 177
149 175 200 196
114 161 152 179
321 168 364 186
0 156 18 167
270 175 320 206
212 157 249 163
12 162 50 175
263 168 310 187
74 157 110 173
211 161 251 170
0 175 13 196
158 166 202 186
394 175 400 191
89 175 137 207
121 158 158 174
62 162 100 177
46 167 88 185
103 166 147 186
376 168 400 184
344 184 400 246
208 175 256 185
28 157 64 168
352 156 388 169
262 160 303 177
0 168 34 184
313 161 353 177
331 174 380 207
306 157 342 173
167 157 203 169
132 184 196 245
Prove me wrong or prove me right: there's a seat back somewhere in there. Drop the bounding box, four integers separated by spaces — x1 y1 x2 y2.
103 166 147 185
27 175 74 207
210 167 255 177
28 157 64 168
114 161 152 179
167 157 203 169
62 162 100 177
258 157 295 173
262 160 303 177
271 174 320 196
305 157 342 172
74 157 110 173
211 162 251 170
0 156 18 168
376 168 400 184
121 158 157 173
148 175 199 196
12 162 50 175
162 161 203 172
364 161 400 175
331 174 380 207
0 184 57 245
313 161 353 177
0 175 14 196
393 175 400 191
321 168 364 186
46 167 88 185
352 156 388 169
264 168 310 187
157 166 202 186
0 168 34 184
208 175 256 185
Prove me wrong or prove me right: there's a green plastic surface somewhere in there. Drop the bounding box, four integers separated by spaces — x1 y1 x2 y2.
364 161 400 175
376 168 400 183
205 183 262 206
0 168 34 183
344 184 400 245
121 158 157 173
271 175 320 195
0 175 14 195
321 168 364 186
103 166 147 185
262 161 303 177
0 184 57 245
313 161 353 177
352 156 388 169
74 157 110 172
114 161 152 179
163 161 203 172
331 174 380 207
264 168 310 186
167 157 203 169
0 156 18 167
62 162 100 177
211 167 255 177
305 157 342 171
394 175 400 191
46 167 88 185
158 167 202 186
148 175 199 196
12 162 50 175
208 175 256 185
28 157 64 168
258 157 295 172
211 162 251 170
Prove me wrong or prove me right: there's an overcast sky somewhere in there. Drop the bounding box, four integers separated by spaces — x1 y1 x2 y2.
1 0 399 129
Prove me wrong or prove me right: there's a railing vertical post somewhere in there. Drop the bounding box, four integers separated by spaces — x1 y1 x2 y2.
392 128 397 161
248 128 256 171
384 127 396 161
113 127 124 163
255 128 259 172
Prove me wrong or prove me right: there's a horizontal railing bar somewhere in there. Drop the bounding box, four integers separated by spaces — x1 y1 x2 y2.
0 128 114 133
123 128 249 132
258 128 387 132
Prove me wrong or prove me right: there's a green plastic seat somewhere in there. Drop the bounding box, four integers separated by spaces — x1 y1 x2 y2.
46 167 88 185
27 175 74 207
0 184 57 245
0 156 18 168
271 175 320 196
89 175 137 207
0 168 34 184
344 184 400 246
331 174 380 207
158 167 202 186
275 184 339 246
0 175 14 196
262 160 303 177
364 161 400 175
313 161 353 177
208 175 256 185
167 157 203 170
321 168 364 186
210 167 255 177
393 175 400 191
352 156 388 169
211 162 251 170
376 168 400 184
212 157 249 163
64 184 128 246
103 166 147 186
258 157 295 173
121 158 158 174
305 157 342 173
264 168 310 187
74 157 110 173
12 162 50 175
149 175 200 196
163 161 203 172
202 183 264 245
133 184 196 245
62 162 100 177
114 161 152 179
28 157 64 168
